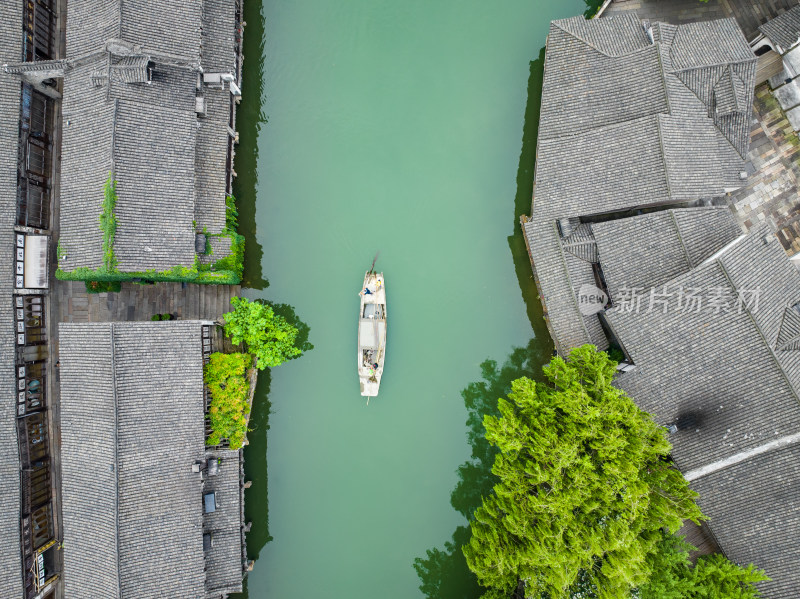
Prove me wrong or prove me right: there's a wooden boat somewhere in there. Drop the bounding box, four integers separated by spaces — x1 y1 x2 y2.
357 269 386 399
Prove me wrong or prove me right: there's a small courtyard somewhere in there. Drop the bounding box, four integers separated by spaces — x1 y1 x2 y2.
728 84 800 255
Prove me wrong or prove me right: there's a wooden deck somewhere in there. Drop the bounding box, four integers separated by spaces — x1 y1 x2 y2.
55 280 240 325
756 49 785 85
52 280 242 356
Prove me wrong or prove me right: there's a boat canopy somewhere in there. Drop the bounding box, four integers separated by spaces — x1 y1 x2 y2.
358 320 386 349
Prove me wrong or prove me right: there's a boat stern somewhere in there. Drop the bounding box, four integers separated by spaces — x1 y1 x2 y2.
360 377 380 397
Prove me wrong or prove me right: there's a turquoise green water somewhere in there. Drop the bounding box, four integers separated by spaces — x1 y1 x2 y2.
235 1 586 597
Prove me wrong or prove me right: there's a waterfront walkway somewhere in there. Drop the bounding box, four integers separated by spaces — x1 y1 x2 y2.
604 0 727 25
55 281 240 324
604 0 796 40
52 281 242 360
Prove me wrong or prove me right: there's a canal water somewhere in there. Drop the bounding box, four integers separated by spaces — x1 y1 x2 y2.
235 1 588 597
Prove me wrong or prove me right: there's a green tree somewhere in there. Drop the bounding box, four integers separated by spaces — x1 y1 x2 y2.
222 297 302 369
204 351 253 449
688 555 768 598
463 345 703 599
635 534 695 599
638 533 768 599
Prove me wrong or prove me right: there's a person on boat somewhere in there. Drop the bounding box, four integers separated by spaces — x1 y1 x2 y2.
360 286 372 296
372 362 379 370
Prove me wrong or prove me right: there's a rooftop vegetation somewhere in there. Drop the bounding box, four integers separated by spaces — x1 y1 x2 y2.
197 195 245 282
55 183 245 286
100 176 118 273
204 351 253 450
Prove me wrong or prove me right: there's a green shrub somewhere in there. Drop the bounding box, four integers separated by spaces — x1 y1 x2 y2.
84 280 121 294
225 194 239 231
55 190 244 285
606 346 625 364
212 233 245 281
99 176 118 274
56 263 241 285
204 352 253 449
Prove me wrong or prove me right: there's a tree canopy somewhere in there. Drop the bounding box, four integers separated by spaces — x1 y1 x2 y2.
222 297 302 369
463 345 703 599
638 533 768 599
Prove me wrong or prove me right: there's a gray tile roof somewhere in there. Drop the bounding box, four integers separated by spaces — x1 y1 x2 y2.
669 19 758 69
195 119 231 235
112 99 197 271
607 227 800 469
203 450 245 598
58 85 114 269
776 306 800 350
199 236 236 266
760 4 800 54
592 207 742 303
0 2 23 597
524 218 609 351
563 250 609 349
525 15 755 354
535 115 672 219
604 226 800 596
58 322 245 599
108 60 197 109
561 224 598 263
713 68 746 116
690 444 800 599
64 2 121 59
196 82 235 235
65 0 201 60
58 0 240 273
202 0 238 74
539 16 665 140
58 60 198 272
